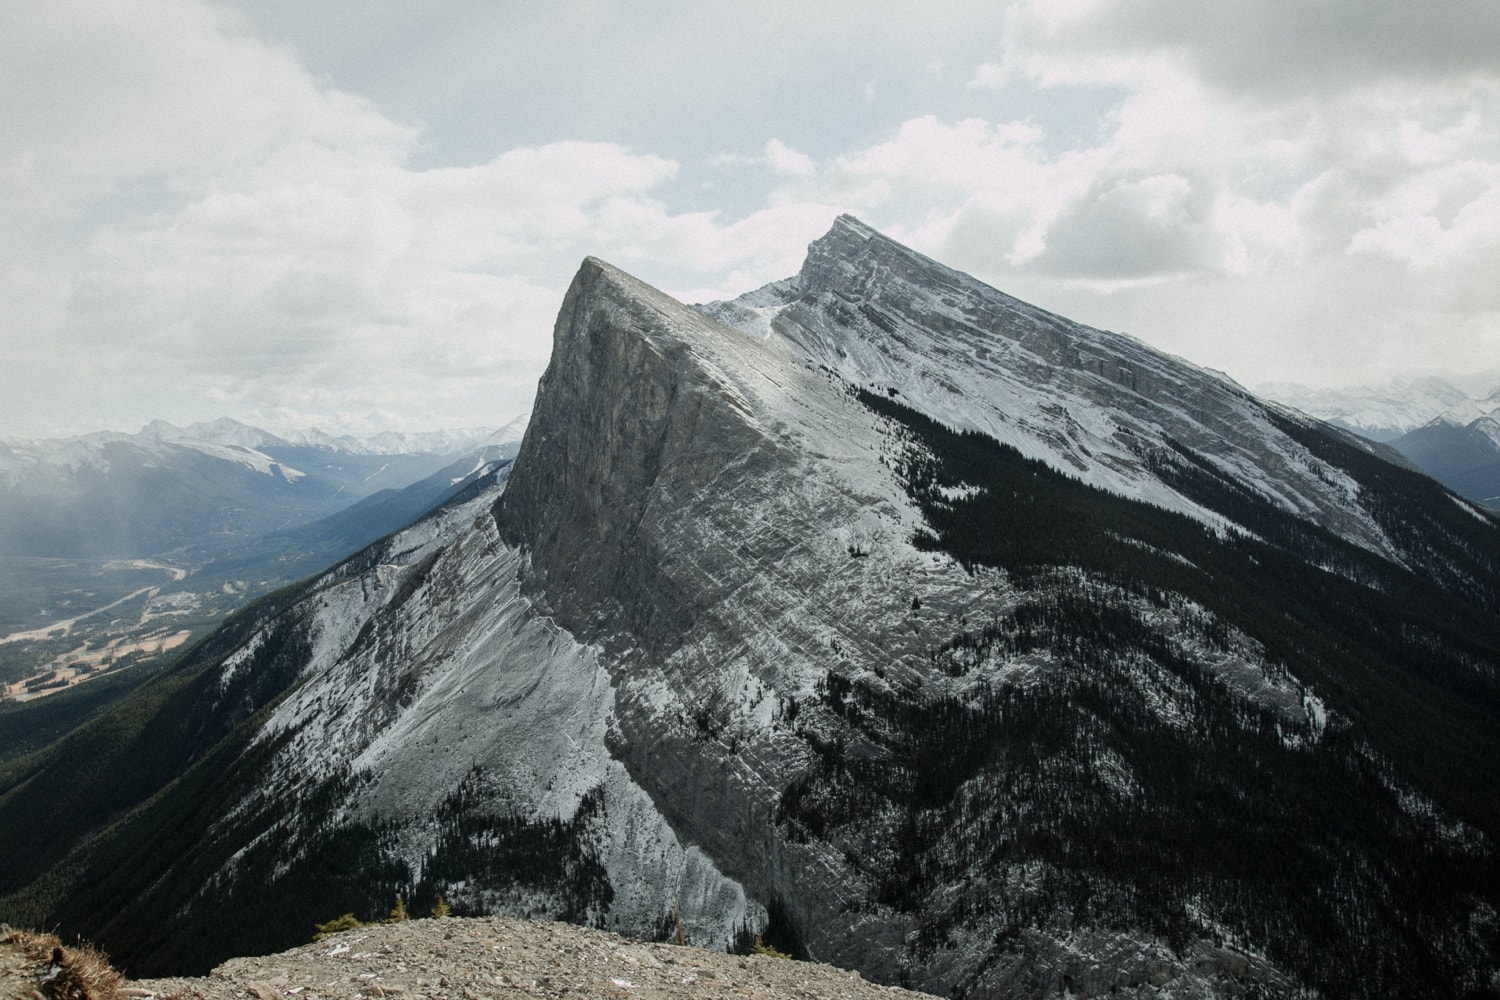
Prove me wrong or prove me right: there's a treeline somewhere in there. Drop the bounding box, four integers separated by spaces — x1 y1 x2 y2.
770 391 1500 998
856 389 1500 836
780 579 1498 998
411 766 614 926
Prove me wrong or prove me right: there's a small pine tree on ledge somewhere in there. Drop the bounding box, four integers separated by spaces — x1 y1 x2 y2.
752 932 790 960
431 897 451 918
389 896 408 922
313 914 367 941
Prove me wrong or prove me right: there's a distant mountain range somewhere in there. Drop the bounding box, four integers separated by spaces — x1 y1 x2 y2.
130 416 520 459
0 415 527 705
1382 416 1500 510
0 415 527 559
1259 376 1500 441
1261 379 1500 509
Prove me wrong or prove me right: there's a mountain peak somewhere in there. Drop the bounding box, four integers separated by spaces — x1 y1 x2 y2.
1475 414 1500 449
139 418 184 441
795 213 942 301
1421 415 1465 430
828 212 881 242
11 218 1500 999
719 218 1418 557
496 255 781 635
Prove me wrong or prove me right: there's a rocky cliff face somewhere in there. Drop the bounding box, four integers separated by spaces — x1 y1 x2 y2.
4 218 1499 1000
707 217 1418 560
495 255 957 979
486 219 1500 996
495 258 780 644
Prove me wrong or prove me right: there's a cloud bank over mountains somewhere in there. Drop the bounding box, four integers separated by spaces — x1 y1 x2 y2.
3 0 1498 436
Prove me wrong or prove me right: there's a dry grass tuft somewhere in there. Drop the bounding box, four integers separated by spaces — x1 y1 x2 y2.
10 928 125 1000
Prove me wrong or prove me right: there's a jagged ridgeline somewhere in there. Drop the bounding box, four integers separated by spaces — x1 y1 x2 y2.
2 217 1498 999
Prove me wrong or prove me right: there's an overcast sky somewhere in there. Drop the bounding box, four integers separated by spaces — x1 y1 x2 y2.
4 0 1500 438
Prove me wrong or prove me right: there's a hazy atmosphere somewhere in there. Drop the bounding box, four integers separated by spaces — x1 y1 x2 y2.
5 0 1500 437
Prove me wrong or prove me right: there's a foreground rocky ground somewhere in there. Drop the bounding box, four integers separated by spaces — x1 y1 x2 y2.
127 916 937 1000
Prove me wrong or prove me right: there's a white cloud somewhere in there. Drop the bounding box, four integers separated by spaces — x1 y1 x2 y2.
738 3 1500 387
966 63 1007 91
763 139 817 178
799 106 1233 282
0 1 838 437
1002 0 1500 98
0 0 410 225
712 139 818 179
1039 171 1218 279
35 135 700 426
5 0 1500 436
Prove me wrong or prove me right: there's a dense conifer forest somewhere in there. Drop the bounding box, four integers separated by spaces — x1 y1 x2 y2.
762 392 1500 997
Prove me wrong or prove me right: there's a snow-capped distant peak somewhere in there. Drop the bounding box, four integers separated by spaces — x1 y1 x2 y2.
186 417 290 450
482 413 530 448
1260 378 1500 441
278 427 344 450
1475 416 1500 449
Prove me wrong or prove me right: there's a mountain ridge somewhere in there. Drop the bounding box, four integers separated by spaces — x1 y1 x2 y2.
2 218 1497 999
1384 416 1500 512
1 415 525 469
0 413 528 559
706 215 1446 562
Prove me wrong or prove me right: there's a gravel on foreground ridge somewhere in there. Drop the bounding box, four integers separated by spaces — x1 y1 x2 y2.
127 916 940 1000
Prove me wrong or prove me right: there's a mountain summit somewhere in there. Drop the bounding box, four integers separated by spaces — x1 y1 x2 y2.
3 219 1498 999
707 216 1412 553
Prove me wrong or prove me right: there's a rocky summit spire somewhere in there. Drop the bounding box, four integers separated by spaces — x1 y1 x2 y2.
494 257 779 642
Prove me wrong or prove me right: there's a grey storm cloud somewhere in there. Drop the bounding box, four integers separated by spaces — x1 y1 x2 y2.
1028 172 1222 280
1037 0 1500 97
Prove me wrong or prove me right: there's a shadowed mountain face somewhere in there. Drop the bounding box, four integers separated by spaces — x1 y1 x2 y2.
1387 416 1500 510
3 219 1498 999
